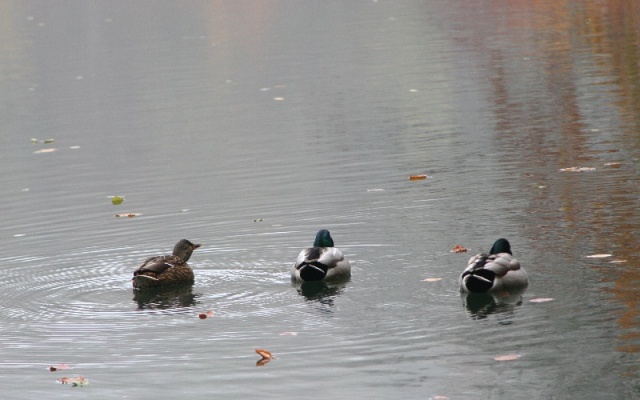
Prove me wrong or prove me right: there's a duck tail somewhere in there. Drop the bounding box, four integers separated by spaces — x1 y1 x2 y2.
132 274 159 289
461 269 496 293
297 261 328 281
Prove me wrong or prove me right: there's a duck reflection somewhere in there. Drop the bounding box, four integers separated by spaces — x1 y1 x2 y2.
133 284 199 310
294 281 348 313
461 288 526 323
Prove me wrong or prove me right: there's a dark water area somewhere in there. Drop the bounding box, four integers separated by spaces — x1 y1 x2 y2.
1 1 639 398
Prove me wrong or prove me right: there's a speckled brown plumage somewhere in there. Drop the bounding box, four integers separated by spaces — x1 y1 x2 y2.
132 239 201 289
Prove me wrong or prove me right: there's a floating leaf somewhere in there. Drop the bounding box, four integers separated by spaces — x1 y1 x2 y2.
198 310 215 319
609 259 627 264
57 376 89 386
559 166 596 172
423 278 442 282
604 162 621 168
31 138 39 143
279 331 298 336
451 245 468 253
33 148 57 154
530 298 554 303
366 188 385 192
49 364 72 372
115 213 141 218
255 349 273 359
409 174 428 180
273 97 285 101
586 254 612 258
111 196 124 205
493 354 521 361
44 138 55 143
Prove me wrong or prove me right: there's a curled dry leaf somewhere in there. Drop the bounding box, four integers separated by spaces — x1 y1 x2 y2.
586 254 612 258
451 245 468 253
49 363 72 372
423 278 442 282
493 354 521 361
255 349 273 360
409 174 428 180
529 298 554 303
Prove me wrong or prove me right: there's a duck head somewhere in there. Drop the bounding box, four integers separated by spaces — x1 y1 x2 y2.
489 238 512 255
313 229 334 247
173 239 201 262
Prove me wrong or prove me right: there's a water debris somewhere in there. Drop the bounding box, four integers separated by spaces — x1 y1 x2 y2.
110 196 124 205
559 166 596 172
57 376 89 387
366 188 385 192
273 97 285 101
115 213 142 218
493 354 521 361
198 310 215 319
529 298 554 303
604 162 621 168
33 148 57 154
255 349 274 366
423 278 442 282
253 218 264 222
409 174 428 180
279 331 298 336
31 138 55 144
609 259 627 264
49 364 72 372
586 254 612 258
451 245 468 253
429 396 450 400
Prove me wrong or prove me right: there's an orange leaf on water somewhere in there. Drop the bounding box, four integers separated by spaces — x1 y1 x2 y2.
256 358 271 367
199 310 215 319
409 174 427 180
451 245 468 253
57 376 89 386
255 349 273 360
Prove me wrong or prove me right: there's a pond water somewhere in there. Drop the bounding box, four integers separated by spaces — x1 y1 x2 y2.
1 1 639 399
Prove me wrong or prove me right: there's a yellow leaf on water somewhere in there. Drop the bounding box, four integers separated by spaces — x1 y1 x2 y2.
111 196 124 205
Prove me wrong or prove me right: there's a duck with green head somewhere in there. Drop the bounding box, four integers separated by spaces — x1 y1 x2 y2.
459 238 528 293
132 239 201 289
292 229 351 282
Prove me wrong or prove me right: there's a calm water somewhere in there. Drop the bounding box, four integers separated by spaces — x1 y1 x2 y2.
1 1 639 399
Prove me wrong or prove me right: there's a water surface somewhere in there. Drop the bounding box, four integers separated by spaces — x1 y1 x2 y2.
1 1 639 398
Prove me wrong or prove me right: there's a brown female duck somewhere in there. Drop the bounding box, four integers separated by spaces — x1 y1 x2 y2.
132 239 201 289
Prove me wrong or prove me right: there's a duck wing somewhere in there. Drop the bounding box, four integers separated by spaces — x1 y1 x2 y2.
295 247 344 269
134 255 184 276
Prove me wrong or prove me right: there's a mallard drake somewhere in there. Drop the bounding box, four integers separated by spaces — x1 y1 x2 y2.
459 238 528 293
292 229 351 283
132 239 201 289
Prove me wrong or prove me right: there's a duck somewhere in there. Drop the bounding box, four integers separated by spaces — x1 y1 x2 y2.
292 229 351 283
132 239 201 289
459 238 528 293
